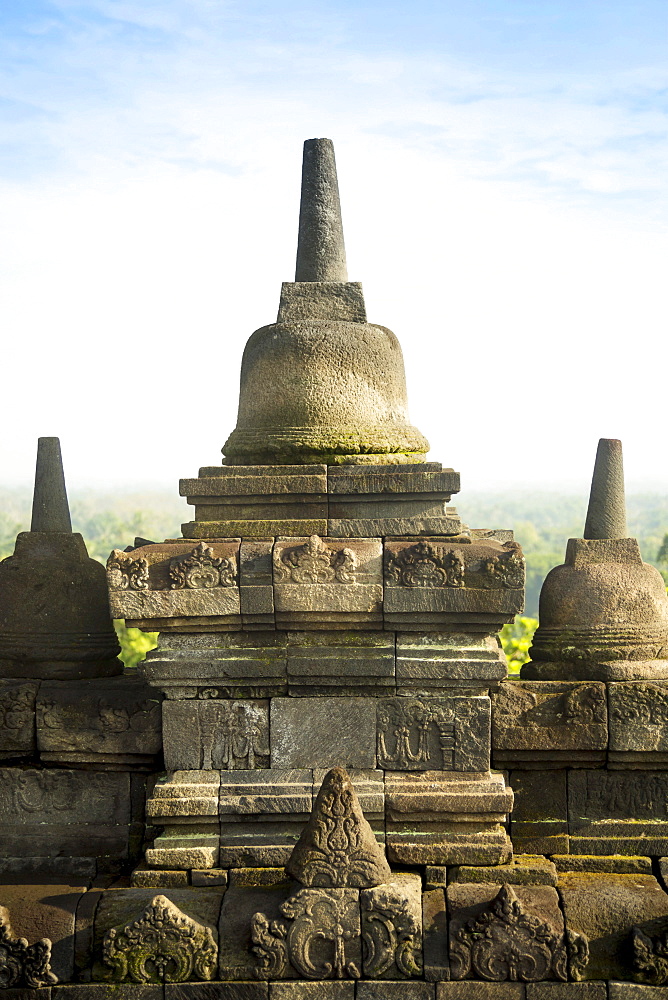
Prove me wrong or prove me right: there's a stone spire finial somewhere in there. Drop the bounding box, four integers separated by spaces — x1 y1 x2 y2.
583 438 627 540
286 767 391 888
30 437 72 533
295 138 348 282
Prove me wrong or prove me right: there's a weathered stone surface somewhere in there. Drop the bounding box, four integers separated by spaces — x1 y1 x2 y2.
608 682 668 766
423 887 448 981
145 836 220 871
553 856 652 875
94 892 222 983
183 466 328 495
191 870 228 887
383 539 524 617
142 631 287 699
219 769 311 868
0 769 131 860
54 986 162 1000
312 768 384 842
385 770 513 866
0 882 88 984
492 682 607 767
251 887 362 981
273 537 382 613
239 539 274 617
510 771 568 855
525 987 606 1000
294 139 347 282
447 884 574 982
396 633 506 694
327 464 458 496
449 856 558 887
270 698 376 769
360 873 422 979
286 767 391 888
524 536 668 682
357 983 434 1000
147 771 220 823
0 680 39 758
557 872 668 981
74 883 111 981
218 881 296 981
286 631 394 696
278 282 366 324
569 770 668 854
609 985 668 999
229 869 288 889
584 438 627 540
130 866 189 888
36 676 161 766
167 983 268 1000
425 867 448 890
269 984 354 1000
438 987 525 1000
329 515 463 537
377 696 489 772
162 699 268 771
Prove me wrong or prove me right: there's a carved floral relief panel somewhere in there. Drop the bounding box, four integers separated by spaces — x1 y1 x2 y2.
377 696 490 772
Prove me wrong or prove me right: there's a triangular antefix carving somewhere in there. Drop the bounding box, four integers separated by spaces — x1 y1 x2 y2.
286 766 391 888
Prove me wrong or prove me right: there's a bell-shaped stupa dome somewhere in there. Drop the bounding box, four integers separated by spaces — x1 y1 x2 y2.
222 138 429 466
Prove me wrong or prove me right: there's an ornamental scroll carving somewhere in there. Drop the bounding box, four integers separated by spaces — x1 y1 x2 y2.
632 924 668 985
361 889 422 979
101 894 217 983
450 885 588 982
170 542 237 590
107 553 150 591
481 545 525 589
198 700 269 769
273 535 358 584
251 888 361 981
384 542 464 588
377 699 456 770
0 906 58 988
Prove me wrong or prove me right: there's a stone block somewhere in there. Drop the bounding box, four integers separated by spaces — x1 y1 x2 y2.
167 984 268 1000
191 869 228 887
145 834 220 870
0 680 39 759
162 699 269 771
239 540 275 616
510 771 568 855
218 881 297 980
328 515 463 537
447 883 567 982
608 681 668 766
423 887 448 981
273 537 382 613
609 986 668 999
492 681 607 768
360 874 423 978
147 771 220 823
270 984 354 1000
54 988 162 1000
396 633 506 695
385 770 512 865
449 855 558 886
130 865 189 887
270 698 376 768
357 983 434 1000
92 888 224 981
229 869 288 888
278 280 367 323
327 463 458 495
143 631 287 699
438 987 525 1000
108 540 240 621
183 465 328 496
525 987 607 1000
558 872 668 981
286 631 394 696
425 866 448 889
219 769 312 867
377 696 490 772
184 519 328 539
0 881 88 984
569 770 668 854
552 856 652 875
275 611 383 630
383 539 524 617
36 676 161 766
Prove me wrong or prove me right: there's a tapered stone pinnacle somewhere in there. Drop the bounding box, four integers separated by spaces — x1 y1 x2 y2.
295 138 348 282
583 438 627 540
30 437 72 533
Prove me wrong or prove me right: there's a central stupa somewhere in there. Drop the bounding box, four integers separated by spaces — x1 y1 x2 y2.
222 137 429 466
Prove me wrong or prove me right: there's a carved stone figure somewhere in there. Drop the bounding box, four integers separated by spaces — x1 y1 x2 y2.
101 894 217 983
286 767 391 888
0 906 58 988
632 924 668 985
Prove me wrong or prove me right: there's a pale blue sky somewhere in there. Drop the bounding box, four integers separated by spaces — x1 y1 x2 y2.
1 1 666 491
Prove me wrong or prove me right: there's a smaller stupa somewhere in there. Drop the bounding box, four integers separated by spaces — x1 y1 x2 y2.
0 438 121 678
222 138 429 466
522 439 668 680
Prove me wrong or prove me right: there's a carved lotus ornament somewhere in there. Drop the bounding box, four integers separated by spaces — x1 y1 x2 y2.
0 906 57 989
